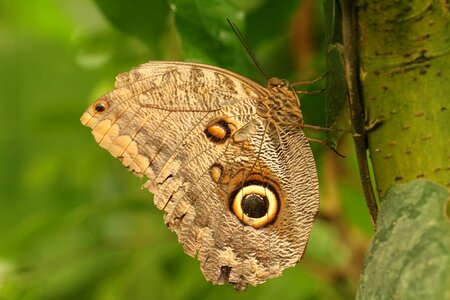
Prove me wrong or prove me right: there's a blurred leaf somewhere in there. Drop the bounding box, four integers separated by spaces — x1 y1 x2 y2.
170 0 305 82
169 0 253 75
93 0 170 51
246 0 300 45
357 180 450 299
245 0 302 78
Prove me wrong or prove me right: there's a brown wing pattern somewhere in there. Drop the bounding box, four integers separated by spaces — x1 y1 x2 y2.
81 61 319 289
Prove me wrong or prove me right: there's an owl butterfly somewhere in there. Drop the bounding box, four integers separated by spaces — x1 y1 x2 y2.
81 61 319 290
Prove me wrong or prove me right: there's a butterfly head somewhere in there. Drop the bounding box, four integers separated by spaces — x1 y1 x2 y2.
267 77 290 90
267 77 298 103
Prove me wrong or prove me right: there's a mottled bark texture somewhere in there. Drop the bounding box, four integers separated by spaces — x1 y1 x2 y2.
357 0 450 195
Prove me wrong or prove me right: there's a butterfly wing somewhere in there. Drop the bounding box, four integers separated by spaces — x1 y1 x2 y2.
81 61 319 288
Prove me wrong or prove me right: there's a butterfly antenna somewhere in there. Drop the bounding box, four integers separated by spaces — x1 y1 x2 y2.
227 18 269 80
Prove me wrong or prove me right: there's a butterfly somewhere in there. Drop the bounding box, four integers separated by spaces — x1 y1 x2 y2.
81 61 319 290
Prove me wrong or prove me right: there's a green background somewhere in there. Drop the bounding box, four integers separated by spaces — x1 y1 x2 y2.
0 0 372 299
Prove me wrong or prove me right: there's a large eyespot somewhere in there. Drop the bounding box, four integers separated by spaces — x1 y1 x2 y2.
94 99 109 113
230 181 279 228
204 117 236 144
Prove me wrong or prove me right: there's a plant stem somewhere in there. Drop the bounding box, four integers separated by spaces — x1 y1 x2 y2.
339 0 378 223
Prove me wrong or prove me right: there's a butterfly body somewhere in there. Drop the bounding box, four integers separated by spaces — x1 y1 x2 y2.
81 61 319 289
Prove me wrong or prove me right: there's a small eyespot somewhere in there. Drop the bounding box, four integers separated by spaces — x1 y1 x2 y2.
230 181 279 228
204 118 232 144
94 100 109 113
209 163 223 183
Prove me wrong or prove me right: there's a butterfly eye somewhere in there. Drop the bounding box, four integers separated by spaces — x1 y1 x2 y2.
230 183 279 228
94 100 109 113
280 79 289 87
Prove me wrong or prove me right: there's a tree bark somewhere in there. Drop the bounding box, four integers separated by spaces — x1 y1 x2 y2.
357 0 450 195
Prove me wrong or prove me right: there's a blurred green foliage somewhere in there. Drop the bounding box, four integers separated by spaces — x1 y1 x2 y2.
0 0 372 299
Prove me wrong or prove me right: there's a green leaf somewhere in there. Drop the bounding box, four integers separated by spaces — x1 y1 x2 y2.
357 179 450 300
325 45 348 145
323 0 348 146
323 0 342 45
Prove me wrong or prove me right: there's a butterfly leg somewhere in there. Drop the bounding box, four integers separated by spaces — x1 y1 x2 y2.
301 123 346 132
307 137 345 158
295 88 325 95
290 72 329 86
